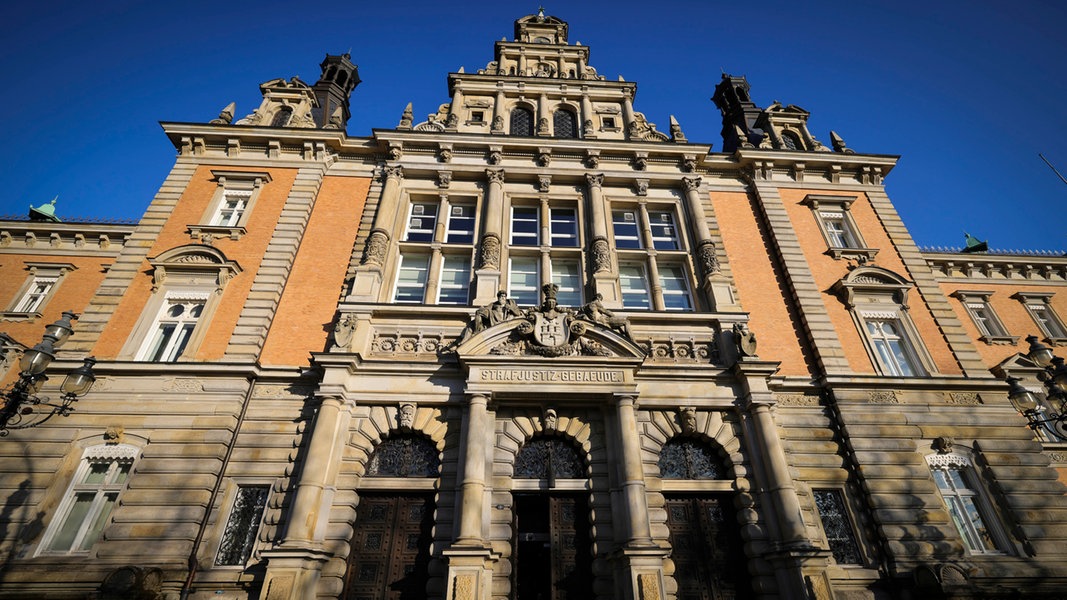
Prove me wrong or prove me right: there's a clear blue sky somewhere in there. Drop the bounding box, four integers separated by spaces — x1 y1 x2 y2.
2 1 1064 251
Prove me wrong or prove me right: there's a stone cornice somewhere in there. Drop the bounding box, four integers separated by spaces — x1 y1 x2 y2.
923 251 1067 282
0 220 132 256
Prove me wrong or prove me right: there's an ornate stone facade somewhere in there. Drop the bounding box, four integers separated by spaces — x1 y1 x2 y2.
1 10 1066 600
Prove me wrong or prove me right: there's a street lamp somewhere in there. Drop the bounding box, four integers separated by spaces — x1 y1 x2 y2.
0 311 96 436
1005 335 1067 441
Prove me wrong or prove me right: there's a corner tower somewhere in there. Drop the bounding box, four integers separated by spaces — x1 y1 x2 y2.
312 52 361 129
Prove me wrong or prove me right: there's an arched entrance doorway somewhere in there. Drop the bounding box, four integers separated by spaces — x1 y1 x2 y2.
512 435 594 600
659 437 752 600
343 433 439 600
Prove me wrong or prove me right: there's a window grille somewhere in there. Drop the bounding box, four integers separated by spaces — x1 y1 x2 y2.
514 437 585 479
813 490 862 564
658 439 724 479
510 107 534 136
553 110 578 138
366 435 440 478
215 486 270 566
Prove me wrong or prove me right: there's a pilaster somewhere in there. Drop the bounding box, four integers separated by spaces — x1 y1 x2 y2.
349 165 403 302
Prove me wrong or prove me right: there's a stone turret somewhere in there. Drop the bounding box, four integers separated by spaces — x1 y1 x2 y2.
312 53 360 129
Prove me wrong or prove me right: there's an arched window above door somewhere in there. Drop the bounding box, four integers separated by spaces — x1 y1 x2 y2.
659 438 726 479
514 436 585 479
366 434 439 477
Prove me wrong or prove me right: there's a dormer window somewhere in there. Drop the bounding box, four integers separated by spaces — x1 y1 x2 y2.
470 110 485 123
781 130 803 150
270 106 293 127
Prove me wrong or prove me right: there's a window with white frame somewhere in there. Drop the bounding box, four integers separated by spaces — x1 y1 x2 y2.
612 209 642 249
137 293 207 362
550 208 579 247
952 291 1014 343
437 255 472 305
5 263 74 317
648 210 679 250
192 171 270 241
211 190 252 227
802 194 876 260
658 264 693 311
394 253 430 303
551 259 582 307
215 485 270 566
445 203 476 244
835 267 933 377
862 315 924 377
40 444 137 554
926 452 1010 554
510 206 540 246
1014 293 1067 341
619 264 651 310
508 256 541 306
12 275 58 313
405 201 439 243
819 211 858 248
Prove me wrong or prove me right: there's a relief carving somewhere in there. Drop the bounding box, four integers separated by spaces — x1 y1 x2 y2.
698 240 720 276
479 234 501 269
867 390 899 404
486 169 505 185
585 173 604 188
682 176 702 193
361 230 389 266
332 313 357 350
591 237 611 273
398 403 416 430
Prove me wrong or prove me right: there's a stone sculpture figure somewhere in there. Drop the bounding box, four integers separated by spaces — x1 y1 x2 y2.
579 293 632 339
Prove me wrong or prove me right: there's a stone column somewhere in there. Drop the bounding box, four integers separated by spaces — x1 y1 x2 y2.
474 169 505 304
682 176 736 310
611 393 667 600
350 166 403 300
734 361 826 600
443 393 498 600
622 87 636 135
261 394 353 600
538 93 550 136
492 89 506 133
448 87 464 130
580 92 595 139
585 173 619 305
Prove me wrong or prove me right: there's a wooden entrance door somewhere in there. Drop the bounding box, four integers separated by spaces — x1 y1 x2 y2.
344 493 434 600
514 494 593 600
665 495 751 600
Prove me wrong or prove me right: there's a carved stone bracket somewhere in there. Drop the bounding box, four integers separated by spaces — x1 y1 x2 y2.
633 179 648 196
538 175 552 193
485 169 505 185
682 176 702 193
585 173 604 188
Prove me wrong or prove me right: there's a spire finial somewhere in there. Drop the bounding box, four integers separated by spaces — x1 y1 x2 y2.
537 6 545 19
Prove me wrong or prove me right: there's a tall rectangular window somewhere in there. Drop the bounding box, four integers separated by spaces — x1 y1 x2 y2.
42 446 136 554
612 210 642 249
445 204 476 244
437 256 472 305
215 486 270 566
619 264 651 309
648 210 679 250
211 190 252 227
1028 303 1067 339
550 208 579 247
551 259 582 307
927 455 1009 554
864 318 922 377
13 276 58 313
138 295 206 362
659 265 693 311
394 253 430 303
405 202 438 242
819 211 858 248
511 206 540 246
813 490 863 565
508 257 540 306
